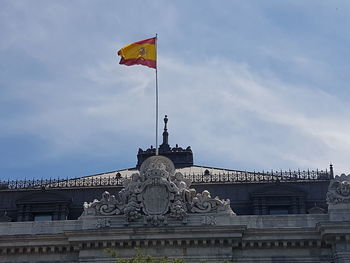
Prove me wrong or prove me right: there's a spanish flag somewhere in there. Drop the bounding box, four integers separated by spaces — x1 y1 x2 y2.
117 37 157 69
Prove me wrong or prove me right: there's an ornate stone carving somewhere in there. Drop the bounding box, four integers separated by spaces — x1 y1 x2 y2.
95 218 111 229
326 174 350 204
82 156 234 225
83 191 124 216
202 215 216 225
124 194 141 222
191 190 231 213
169 200 187 221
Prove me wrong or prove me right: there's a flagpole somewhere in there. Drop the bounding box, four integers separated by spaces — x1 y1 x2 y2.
155 33 159 155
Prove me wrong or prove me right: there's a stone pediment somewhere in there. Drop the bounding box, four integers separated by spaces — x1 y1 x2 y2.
81 156 234 226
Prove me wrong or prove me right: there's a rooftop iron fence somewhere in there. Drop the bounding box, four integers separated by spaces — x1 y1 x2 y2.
0 169 332 190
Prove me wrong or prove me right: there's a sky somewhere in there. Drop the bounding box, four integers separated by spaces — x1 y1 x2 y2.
1 0 350 180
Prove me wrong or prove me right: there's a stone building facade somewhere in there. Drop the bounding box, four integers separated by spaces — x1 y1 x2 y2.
0 155 349 262
0 118 349 262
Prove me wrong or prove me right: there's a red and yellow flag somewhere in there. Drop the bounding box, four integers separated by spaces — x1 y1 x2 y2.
117 37 156 69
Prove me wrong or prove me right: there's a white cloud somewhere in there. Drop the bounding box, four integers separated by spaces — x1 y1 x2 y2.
3 49 350 173
1 0 350 179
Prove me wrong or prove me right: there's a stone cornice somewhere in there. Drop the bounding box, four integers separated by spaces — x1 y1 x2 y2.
0 220 340 255
317 221 350 240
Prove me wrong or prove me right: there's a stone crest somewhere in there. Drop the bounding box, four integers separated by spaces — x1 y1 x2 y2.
326 174 350 204
82 156 234 225
138 156 177 218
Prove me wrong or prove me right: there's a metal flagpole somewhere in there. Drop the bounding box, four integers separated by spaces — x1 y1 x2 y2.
155 34 159 155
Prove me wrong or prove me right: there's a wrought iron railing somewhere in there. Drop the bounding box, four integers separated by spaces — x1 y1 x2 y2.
0 169 332 190
183 169 332 183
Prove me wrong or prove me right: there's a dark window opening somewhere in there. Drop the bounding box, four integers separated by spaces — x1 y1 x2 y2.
34 214 53 221
268 206 289 215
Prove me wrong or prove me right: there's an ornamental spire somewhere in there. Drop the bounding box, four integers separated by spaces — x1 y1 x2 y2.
162 115 169 146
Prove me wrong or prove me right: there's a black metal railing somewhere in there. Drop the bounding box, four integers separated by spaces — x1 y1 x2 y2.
183 169 331 183
0 169 332 190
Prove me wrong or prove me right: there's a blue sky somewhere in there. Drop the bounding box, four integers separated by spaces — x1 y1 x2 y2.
1 0 350 180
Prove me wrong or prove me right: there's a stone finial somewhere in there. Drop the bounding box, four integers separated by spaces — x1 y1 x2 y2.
330 163 334 178
162 115 169 146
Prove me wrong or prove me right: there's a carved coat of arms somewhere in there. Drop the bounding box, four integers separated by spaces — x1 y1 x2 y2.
82 156 234 226
326 175 350 204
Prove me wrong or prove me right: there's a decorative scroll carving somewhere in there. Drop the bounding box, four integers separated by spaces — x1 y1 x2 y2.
82 156 234 225
326 174 350 204
83 191 124 216
191 190 231 213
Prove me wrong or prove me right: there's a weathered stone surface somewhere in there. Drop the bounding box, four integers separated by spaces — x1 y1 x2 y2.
326 174 350 204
